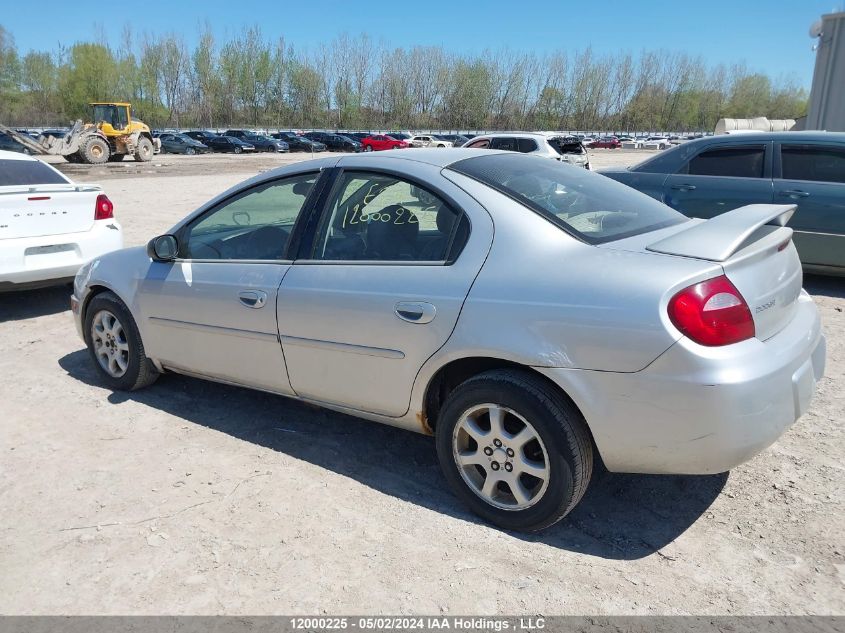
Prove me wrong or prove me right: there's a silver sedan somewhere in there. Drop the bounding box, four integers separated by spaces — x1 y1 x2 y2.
71 148 826 532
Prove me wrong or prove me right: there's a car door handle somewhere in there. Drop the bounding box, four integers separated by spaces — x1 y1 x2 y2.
671 183 696 191
778 190 810 198
238 290 267 309
394 301 436 324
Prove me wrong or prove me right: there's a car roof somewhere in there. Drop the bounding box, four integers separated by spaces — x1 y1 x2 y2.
472 132 550 140
0 149 37 162
690 131 845 143
251 148 506 179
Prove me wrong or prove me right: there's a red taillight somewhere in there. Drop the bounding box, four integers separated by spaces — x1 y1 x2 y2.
668 275 755 346
95 194 113 220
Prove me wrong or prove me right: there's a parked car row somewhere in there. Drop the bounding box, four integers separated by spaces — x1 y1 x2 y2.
149 130 485 155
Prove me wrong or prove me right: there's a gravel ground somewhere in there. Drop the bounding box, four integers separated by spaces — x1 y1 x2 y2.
0 149 842 615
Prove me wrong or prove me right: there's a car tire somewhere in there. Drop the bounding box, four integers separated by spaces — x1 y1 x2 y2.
185 147 195 155
234 146 242 154
133 137 154 162
435 369 593 532
364 145 373 152
83 291 159 392
81 136 110 164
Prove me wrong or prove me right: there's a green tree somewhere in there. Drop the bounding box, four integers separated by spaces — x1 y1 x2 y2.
57 43 118 118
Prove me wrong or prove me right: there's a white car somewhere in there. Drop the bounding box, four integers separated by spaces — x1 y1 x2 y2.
408 135 453 148
464 133 591 169
0 150 123 291
642 137 671 150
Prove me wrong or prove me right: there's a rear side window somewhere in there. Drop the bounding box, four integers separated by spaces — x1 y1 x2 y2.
517 138 538 153
450 153 685 244
781 145 845 183
0 159 68 186
685 147 765 178
467 139 489 149
490 137 517 152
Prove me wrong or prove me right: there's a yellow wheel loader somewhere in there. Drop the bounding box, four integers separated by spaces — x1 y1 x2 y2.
0 102 161 165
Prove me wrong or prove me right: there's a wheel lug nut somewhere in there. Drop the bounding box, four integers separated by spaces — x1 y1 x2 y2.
493 439 502 447
506 448 514 457
483 447 493 456
491 462 500 471
505 463 513 472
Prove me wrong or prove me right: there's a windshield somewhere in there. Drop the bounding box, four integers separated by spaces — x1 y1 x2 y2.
449 153 685 244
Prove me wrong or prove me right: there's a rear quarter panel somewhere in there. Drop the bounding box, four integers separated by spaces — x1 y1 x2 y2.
437 171 722 373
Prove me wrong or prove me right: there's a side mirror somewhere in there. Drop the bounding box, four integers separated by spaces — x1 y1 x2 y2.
147 234 179 261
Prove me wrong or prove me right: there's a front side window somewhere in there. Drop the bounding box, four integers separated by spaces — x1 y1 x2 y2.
781 145 845 183
314 171 465 262
684 146 765 178
450 153 685 244
115 107 129 129
184 173 317 260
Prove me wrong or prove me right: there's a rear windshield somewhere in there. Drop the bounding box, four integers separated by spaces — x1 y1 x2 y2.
449 153 685 244
547 136 585 155
0 159 68 186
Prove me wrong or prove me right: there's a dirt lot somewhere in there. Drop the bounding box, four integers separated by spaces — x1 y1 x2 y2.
0 149 842 615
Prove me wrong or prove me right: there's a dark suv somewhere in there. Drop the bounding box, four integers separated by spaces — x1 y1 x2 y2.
184 131 220 144
302 132 361 152
272 132 326 152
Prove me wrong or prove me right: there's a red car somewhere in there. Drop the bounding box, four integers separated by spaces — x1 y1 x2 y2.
361 134 409 151
587 137 621 149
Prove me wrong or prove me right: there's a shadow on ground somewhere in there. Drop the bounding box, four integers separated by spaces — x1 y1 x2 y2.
0 284 71 322
804 274 845 300
60 348 727 560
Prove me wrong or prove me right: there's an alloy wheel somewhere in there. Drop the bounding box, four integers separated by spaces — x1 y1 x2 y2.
91 310 130 378
452 404 550 510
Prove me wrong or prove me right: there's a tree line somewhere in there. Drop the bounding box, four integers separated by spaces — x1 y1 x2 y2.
0 24 808 132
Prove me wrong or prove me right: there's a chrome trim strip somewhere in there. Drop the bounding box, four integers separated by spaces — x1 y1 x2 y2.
280 334 405 359
172 259 294 265
148 316 279 343
293 259 445 267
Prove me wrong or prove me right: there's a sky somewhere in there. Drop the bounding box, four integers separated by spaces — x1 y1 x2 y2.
1 0 841 88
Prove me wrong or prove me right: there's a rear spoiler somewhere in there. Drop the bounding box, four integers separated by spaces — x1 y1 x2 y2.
647 204 796 262
0 183 102 196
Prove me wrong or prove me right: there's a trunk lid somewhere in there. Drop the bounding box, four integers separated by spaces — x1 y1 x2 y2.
603 204 803 342
0 184 102 240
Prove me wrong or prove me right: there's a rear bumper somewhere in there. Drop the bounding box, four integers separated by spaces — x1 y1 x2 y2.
538 290 825 474
0 221 123 289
